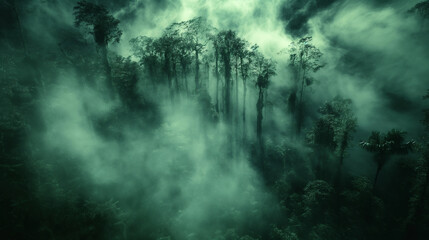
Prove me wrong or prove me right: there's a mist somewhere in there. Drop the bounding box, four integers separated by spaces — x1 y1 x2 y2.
1 0 429 240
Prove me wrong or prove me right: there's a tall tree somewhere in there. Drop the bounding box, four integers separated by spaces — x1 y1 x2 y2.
176 17 212 91
288 36 323 134
318 97 357 166
216 30 237 124
254 54 276 160
73 0 122 97
360 129 414 188
307 97 357 180
239 43 257 142
211 34 221 113
130 36 161 91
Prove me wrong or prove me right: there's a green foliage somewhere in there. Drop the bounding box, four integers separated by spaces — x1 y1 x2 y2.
409 1 429 19
255 57 276 90
73 1 122 46
360 129 414 156
1 3 429 239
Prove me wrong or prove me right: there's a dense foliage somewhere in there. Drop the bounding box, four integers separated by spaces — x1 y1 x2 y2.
1 0 428 240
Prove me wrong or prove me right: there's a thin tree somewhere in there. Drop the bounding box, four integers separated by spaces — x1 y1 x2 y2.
254 54 276 161
217 30 237 124
129 36 160 91
318 97 357 166
239 43 257 142
288 36 323 134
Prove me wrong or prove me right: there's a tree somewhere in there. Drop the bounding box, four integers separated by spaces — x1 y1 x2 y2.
216 30 237 124
318 97 357 166
307 117 336 179
405 90 429 240
111 55 140 109
210 33 221 113
177 36 193 96
173 17 212 91
409 1 429 23
288 36 324 134
307 97 357 182
254 53 276 160
73 0 122 97
360 129 414 188
129 36 161 91
239 43 257 142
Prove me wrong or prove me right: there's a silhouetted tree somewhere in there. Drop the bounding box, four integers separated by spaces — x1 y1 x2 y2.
73 0 122 97
217 30 237 124
360 129 414 188
254 54 276 160
288 36 323 134
240 43 257 142
130 36 161 91
318 97 357 166
176 17 212 91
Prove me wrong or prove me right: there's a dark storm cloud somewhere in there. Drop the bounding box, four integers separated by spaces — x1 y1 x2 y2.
279 0 340 37
278 0 414 37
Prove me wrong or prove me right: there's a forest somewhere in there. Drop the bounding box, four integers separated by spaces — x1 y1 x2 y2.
0 0 429 239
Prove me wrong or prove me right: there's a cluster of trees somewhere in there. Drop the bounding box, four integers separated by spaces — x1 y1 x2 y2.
1 0 429 239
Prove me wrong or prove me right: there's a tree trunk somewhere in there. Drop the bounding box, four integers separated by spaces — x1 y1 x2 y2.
257 87 264 160
240 57 247 144
173 60 179 95
223 53 232 156
296 67 306 135
215 52 219 113
373 163 382 190
182 64 189 96
100 44 114 97
164 50 173 102
195 48 200 91
235 56 239 145
339 131 348 166
7 0 27 55
224 54 231 123
243 77 247 143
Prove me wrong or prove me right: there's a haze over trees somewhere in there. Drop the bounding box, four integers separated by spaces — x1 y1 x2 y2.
0 1 429 240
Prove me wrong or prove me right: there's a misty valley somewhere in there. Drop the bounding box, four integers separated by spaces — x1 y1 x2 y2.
1 0 429 240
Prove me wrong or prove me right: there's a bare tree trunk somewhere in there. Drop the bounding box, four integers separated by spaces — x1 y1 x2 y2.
100 44 114 98
235 57 239 149
164 51 173 102
373 163 382 190
182 64 189 96
195 48 199 91
224 55 231 123
339 131 348 166
256 88 264 162
296 67 306 135
215 53 219 113
173 61 179 95
243 77 247 143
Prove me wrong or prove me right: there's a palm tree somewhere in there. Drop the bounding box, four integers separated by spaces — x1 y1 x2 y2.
360 129 414 188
